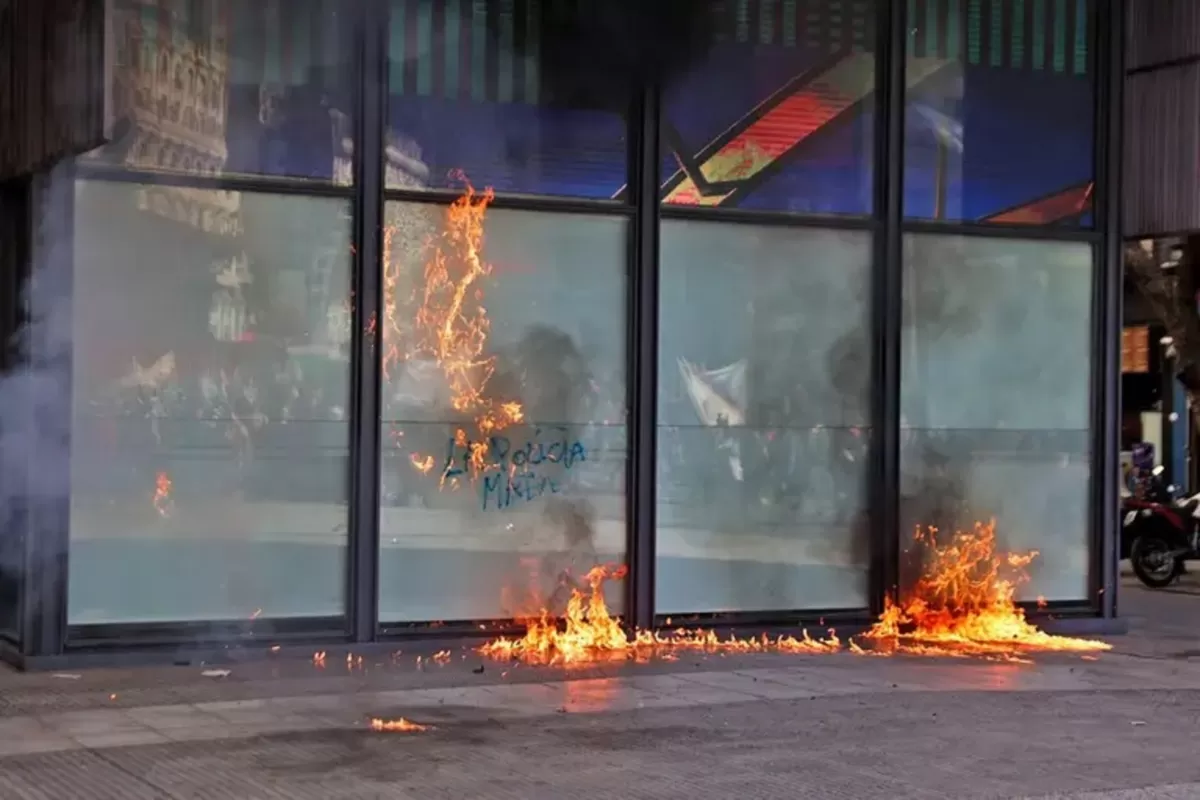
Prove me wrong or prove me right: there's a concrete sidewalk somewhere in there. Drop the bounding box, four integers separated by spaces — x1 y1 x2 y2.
2 625 1200 799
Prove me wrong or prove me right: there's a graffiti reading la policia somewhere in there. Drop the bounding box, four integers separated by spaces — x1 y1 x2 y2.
441 426 587 510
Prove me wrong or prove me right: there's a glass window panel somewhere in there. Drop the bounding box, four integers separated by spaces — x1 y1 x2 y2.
899 234 1092 602
86 0 355 183
378 199 627 623
903 0 1095 225
385 0 628 199
656 222 872 615
68 180 352 623
660 0 875 215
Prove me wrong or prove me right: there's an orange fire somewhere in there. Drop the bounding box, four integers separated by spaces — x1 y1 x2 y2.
479 564 842 666
385 176 523 482
864 520 1111 660
480 522 1110 667
369 717 430 733
152 471 173 517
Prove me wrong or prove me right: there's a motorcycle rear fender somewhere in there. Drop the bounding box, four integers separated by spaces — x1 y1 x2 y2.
1126 513 1192 548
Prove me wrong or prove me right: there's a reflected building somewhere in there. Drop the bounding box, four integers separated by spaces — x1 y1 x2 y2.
93 0 241 236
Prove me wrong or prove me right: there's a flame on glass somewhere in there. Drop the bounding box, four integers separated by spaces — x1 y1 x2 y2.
388 175 523 482
370 717 430 732
480 522 1111 667
863 520 1111 660
152 471 173 517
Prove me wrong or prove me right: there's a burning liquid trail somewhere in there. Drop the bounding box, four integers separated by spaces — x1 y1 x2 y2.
480 522 1111 666
369 717 430 733
479 564 843 666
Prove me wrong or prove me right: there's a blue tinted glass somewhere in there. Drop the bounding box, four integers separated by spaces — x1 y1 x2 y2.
903 0 1096 225
386 0 627 199
660 0 876 215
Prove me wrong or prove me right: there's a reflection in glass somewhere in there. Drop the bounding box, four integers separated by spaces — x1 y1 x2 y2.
656 222 871 614
378 199 627 622
69 180 352 623
385 0 628 199
903 0 1095 224
660 0 875 215
900 235 1092 601
88 0 354 183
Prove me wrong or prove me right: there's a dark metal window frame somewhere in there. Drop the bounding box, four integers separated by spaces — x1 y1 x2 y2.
3 0 1121 666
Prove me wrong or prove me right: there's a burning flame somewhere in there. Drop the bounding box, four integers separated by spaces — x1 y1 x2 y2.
864 520 1111 659
384 175 523 482
480 522 1110 667
479 564 842 666
152 471 173 517
369 717 430 732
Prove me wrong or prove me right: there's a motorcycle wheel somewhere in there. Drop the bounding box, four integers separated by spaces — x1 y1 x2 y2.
1131 534 1183 588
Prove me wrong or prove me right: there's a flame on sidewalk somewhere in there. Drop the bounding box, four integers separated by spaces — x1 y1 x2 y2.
864 520 1111 660
479 522 1110 666
479 564 841 666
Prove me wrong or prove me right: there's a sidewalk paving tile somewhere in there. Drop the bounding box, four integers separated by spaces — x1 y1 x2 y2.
39 709 151 737
679 669 816 699
126 703 225 730
0 716 76 756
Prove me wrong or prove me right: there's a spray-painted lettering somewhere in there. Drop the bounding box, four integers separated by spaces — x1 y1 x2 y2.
440 426 587 510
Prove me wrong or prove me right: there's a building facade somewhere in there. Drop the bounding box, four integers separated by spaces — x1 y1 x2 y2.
0 0 1124 666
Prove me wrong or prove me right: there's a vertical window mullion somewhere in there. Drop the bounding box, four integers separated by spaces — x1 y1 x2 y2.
348 0 387 643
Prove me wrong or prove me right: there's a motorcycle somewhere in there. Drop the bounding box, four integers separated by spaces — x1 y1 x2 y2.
1123 465 1200 588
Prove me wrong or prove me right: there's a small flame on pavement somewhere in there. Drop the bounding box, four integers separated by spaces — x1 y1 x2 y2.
370 717 430 732
312 651 327 669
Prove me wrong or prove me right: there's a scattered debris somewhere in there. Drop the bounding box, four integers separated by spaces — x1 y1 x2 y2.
201 669 231 678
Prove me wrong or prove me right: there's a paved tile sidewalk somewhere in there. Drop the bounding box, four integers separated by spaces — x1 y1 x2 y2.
0 647 1199 799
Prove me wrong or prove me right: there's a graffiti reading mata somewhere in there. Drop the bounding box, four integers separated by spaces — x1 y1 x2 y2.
441 426 587 510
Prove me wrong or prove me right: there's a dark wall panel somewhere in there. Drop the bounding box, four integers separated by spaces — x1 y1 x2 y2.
1123 0 1200 237
1127 0 1200 70
0 0 110 179
1123 62 1200 237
